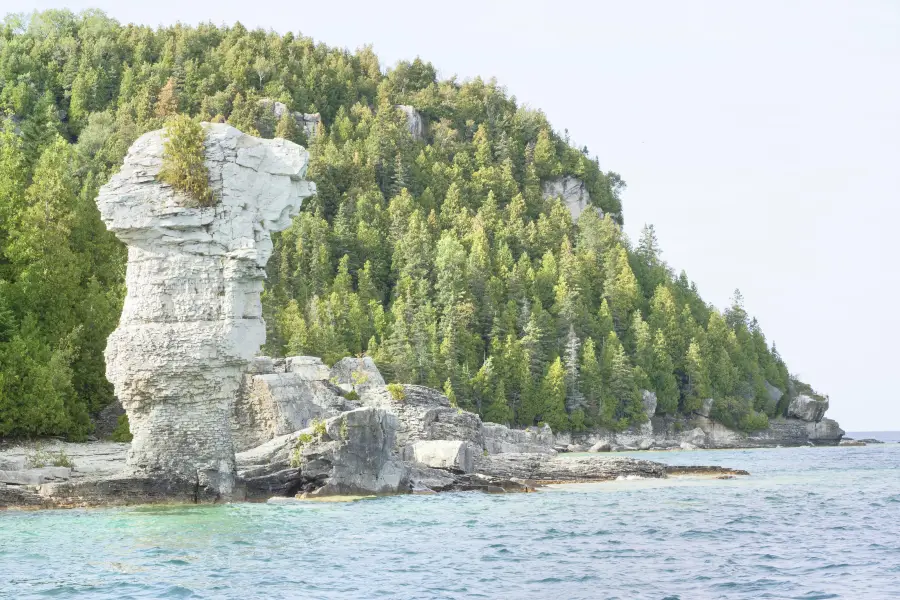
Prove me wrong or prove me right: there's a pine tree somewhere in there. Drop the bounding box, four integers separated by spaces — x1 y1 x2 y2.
651 330 679 414
274 111 301 144
603 245 639 332
683 338 709 413
579 337 603 424
155 77 179 118
540 357 570 432
563 325 582 412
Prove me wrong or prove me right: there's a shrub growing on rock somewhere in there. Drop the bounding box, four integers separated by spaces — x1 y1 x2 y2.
387 383 405 402
157 115 214 207
111 414 132 442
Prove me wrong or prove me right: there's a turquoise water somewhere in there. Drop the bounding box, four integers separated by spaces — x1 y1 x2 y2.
2 445 899 599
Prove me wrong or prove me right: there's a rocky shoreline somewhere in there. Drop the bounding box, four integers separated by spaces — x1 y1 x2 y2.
2 123 848 511
0 353 852 510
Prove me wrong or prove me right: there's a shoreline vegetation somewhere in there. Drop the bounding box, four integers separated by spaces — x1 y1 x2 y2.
0 10 822 441
0 10 844 508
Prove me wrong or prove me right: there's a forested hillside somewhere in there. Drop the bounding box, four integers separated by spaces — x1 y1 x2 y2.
0 10 795 438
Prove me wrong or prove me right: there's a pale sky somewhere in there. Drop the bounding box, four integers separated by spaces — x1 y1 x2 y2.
13 0 900 430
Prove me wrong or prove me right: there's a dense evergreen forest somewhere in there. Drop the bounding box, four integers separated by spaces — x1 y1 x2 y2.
0 10 797 439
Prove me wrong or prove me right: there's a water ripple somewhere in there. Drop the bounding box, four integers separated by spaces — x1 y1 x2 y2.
1 445 899 598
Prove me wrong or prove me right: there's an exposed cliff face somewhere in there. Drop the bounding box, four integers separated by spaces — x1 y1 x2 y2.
96 124 314 497
541 176 598 221
396 105 425 141
257 98 321 139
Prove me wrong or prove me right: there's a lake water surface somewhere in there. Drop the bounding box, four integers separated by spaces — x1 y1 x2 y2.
2 444 899 599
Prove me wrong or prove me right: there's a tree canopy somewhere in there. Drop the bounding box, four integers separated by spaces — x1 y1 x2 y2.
0 10 794 436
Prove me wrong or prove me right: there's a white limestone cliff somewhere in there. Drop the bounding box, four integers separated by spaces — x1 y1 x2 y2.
541 176 598 221
95 123 315 497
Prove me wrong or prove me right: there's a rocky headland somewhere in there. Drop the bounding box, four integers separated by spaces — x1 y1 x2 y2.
0 125 840 509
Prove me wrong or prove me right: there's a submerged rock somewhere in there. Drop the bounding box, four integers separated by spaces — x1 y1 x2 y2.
475 453 668 482
96 124 314 497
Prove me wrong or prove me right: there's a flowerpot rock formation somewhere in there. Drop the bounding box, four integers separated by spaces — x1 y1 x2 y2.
95 123 315 497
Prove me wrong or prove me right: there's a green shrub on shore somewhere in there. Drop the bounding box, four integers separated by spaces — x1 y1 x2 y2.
25 443 75 468
110 413 132 442
711 397 769 433
387 383 405 402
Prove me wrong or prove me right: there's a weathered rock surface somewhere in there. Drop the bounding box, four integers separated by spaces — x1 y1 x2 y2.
330 356 386 395
482 422 556 455
588 441 611 453
360 385 485 450
236 407 407 498
0 467 72 485
94 398 126 439
542 176 598 221
284 356 332 379
788 394 830 422
396 105 425 141
402 440 476 474
642 390 658 419
231 372 358 452
257 98 321 139
475 453 667 482
697 397 715 418
807 418 844 444
96 123 314 497
765 381 784 405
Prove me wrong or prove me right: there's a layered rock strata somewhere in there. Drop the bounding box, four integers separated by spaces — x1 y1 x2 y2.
237 407 407 498
95 124 314 497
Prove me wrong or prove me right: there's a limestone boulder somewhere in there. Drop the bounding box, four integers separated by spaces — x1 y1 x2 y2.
330 357 386 395
807 418 844 444
96 123 314 496
93 399 126 439
237 407 407 498
360 385 484 450
765 381 784 405
682 427 707 447
589 441 612 453
231 372 359 452
402 440 476 474
482 422 556 454
788 394 830 422
284 356 331 380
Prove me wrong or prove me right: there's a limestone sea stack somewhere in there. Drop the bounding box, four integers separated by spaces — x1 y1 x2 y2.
95 124 315 498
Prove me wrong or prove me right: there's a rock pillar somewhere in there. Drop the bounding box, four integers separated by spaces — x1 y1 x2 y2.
96 124 314 497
